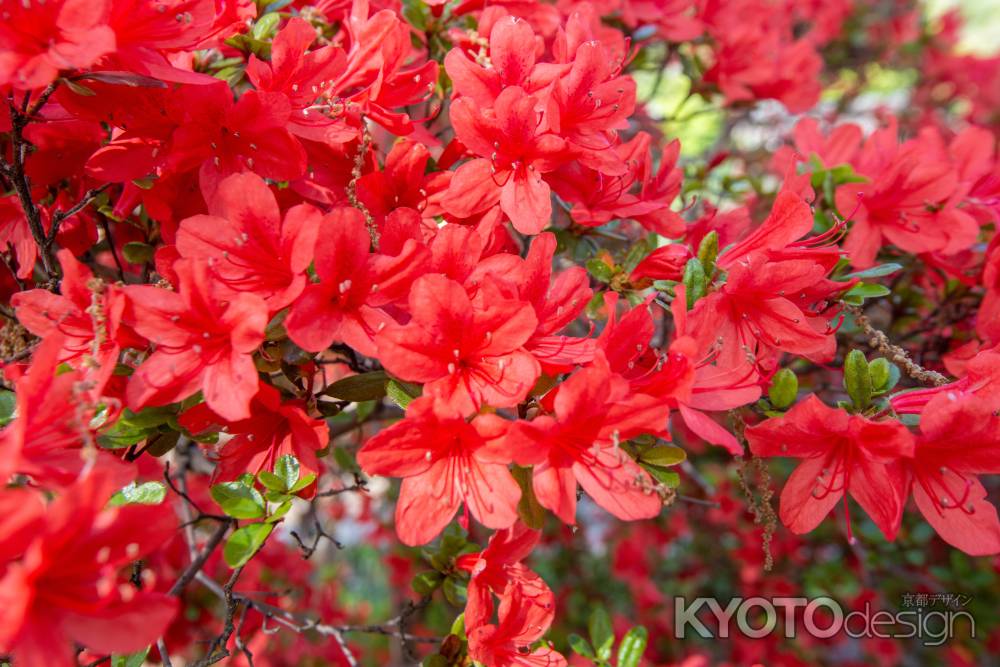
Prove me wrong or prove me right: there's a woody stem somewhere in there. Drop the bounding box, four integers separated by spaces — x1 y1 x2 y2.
841 302 950 387
0 96 57 280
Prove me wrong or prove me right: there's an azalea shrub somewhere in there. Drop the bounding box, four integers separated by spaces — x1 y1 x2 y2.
1 0 1000 665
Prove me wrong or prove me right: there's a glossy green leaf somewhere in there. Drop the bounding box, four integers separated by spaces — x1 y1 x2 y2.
568 634 595 659
223 523 273 568
274 454 300 490
639 445 687 467
324 371 389 401
588 606 614 660
109 481 166 507
111 647 150 667
617 626 649 667
211 482 266 519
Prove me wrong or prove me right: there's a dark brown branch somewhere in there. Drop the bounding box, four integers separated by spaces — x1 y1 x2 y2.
192 566 246 667
168 519 233 596
96 215 127 282
50 184 110 236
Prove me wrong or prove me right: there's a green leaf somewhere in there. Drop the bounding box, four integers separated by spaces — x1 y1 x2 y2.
98 421 155 449
588 606 614 661
442 574 467 606
122 241 155 264
568 634 595 659
844 263 903 280
274 454 300 490
257 470 286 492
586 257 615 283
111 647 150 667
411 571 444 596
211 482 266 519
252 11 280 39
843 349 872 410
324 371 389 401
827 163 867 185
868 357 892 391
844 282 891 300
264 489 292 503
75 71 168 88
266 500 292 523
0 390 16 426
682 258 706 309
512 465 545 529
622 237 653 274
109 481 167 507
223 523 273 568
617 626 649 667
696 231 719 278
144 430 180 457
386 379 420 409
289 472 317 494
639 445 686 467
449 613 467 640
62 78 96 96
644 465 680 488
768 368 798 409
265 309 288 341
126 406 177 428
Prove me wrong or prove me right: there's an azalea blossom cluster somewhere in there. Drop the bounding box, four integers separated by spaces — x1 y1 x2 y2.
0 0 999 664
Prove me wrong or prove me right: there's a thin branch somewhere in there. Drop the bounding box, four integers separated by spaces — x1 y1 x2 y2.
163 460 212 518
25 81 58 119
841 302 950 387
235 604 255 667
168 518 233 596
50 184 110 235
97 215 127 282
156 639 174 667
192 566 246 667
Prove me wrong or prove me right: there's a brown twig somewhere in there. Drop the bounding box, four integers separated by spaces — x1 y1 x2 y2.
841 302 950 387
168 519 233 596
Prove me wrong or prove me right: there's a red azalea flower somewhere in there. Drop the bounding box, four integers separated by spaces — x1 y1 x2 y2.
0 465 178 665
746 394 915 541
12 249 137 389
376 274 540 414
444 86 566 235
284 207 426 356
687 254 838 368
544 38 634 175
444 15 561 108
180 383 329 484
893 393 1000 555
550 133 685 236
836 120 979 268
455 523 546 628
472 232 594 370
505 354 666 524
356 396 520 545
245 17 354 144
0 0 116 90
467 580 566 667
124 258 267 421
355 137 448 222
0 334 100 486
104 0 234 84
176 172 321 310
